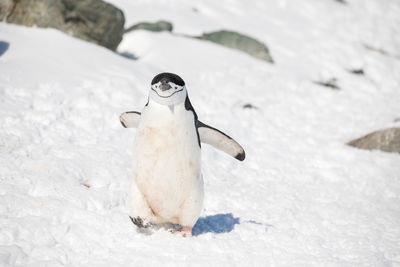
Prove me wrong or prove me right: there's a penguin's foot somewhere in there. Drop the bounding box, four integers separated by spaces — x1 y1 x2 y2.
130 216 152 228
177 226 192 237
130 217 192 237
164 224 192 237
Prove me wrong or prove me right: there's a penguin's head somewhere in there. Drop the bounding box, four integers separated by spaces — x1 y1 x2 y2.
149 72 187 106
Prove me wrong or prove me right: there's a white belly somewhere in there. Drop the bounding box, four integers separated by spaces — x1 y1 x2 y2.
132 104 202 224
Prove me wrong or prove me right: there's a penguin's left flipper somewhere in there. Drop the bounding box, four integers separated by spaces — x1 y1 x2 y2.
120 111 141 128
197 121 245 161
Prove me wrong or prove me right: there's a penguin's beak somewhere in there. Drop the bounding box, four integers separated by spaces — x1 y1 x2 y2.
160 83 172 91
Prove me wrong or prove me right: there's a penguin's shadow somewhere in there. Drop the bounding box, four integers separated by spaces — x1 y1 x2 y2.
192 213 240 236
0 41 10 57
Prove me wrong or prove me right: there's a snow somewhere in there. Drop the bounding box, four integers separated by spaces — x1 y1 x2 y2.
1 0 400 266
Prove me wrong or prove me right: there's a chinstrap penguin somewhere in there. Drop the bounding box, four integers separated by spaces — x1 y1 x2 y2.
120 72 245 236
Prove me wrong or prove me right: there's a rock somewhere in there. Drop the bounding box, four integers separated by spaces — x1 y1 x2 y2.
2 0 124 51
6 0 65 27
313 78 340 90
0 0 14 21
82 183 91 188
197 30 274 63
347 128 400 153
243 103 258 110
350 69 364 75
125 20 173 33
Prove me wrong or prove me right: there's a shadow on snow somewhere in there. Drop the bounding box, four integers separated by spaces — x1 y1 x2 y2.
0 41 10 57
192 213 240 236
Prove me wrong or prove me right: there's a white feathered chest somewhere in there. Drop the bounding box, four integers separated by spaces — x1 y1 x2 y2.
133 102 201 221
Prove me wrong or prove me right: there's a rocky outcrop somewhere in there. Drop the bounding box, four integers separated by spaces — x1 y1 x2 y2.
347 128 400 153
196 30 274 63
1 0 124 51
0 0 14 21
125 20 173 33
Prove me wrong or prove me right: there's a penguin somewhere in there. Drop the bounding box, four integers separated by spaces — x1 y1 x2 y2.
120 72 245 236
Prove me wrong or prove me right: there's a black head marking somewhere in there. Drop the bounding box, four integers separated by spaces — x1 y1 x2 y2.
151 72 185 86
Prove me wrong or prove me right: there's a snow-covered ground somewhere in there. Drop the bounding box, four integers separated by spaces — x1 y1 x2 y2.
1 0 400 266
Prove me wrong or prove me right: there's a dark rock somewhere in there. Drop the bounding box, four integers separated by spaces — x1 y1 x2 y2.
3 0 124 51
197 30 274 63
125 20 173 33
347 128 400 153
313 78 340 90
350 69 364 75
6 0 65 28
0 0 14 21
243 103 258 109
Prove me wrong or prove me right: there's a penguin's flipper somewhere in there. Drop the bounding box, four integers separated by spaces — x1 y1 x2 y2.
197 121 245 161
120 111 141 128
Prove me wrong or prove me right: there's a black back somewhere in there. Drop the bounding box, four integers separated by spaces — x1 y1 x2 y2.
184 96 201 148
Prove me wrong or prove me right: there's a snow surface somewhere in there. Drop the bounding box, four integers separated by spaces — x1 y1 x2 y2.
1 0 400 266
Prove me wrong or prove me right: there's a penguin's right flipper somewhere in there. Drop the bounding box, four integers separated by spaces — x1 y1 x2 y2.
120 111 141 128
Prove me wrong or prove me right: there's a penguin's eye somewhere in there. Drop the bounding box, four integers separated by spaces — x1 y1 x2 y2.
175 86 178 89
